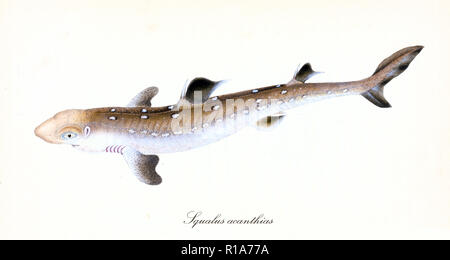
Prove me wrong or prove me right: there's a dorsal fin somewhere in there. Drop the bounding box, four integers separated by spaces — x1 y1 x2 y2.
127 87 159 107
181 77 223 104
292 63 319 83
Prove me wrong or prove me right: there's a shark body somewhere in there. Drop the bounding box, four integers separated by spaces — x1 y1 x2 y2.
35 46 423 185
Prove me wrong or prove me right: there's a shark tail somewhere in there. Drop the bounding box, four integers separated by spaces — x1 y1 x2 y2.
362 45 423 107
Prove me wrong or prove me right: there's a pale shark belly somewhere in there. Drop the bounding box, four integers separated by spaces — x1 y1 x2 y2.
131 104 285 154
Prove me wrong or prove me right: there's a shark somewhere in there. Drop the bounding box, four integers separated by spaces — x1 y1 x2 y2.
35 45 423 185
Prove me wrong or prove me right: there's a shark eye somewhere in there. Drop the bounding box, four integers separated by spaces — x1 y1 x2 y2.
61 131 78 140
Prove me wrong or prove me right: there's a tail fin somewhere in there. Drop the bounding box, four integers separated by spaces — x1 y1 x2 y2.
363 45 423 107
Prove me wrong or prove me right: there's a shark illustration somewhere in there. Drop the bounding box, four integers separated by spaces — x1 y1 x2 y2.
35 45 423 185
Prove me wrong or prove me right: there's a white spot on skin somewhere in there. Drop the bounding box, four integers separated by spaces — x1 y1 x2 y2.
162 133 170 137
302 95 307 98
110 108 116 112
343 89 349 93
256 99 262 103
128 129 136 134
108 116 117 120
289 98 294 102
171 113 179 119
212 105 220 111
151 132 159 137
327 90 332 95
141 108 148 113
168 105 174 110
211 97 218 101
141 115 148 119
276 84 281 88
192 127 198 131
252 89 259 93
203 123 209 128
281 90 288 94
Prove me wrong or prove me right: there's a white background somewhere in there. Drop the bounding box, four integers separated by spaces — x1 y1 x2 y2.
1 0 449 239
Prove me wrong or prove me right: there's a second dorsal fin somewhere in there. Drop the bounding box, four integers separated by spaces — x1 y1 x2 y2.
181 77 223 104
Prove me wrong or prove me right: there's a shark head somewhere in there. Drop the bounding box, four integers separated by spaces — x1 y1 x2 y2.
35 109 89 146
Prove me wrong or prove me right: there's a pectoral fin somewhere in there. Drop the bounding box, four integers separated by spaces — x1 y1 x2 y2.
289 63 320 84
123 147 162 185
128 86 159 107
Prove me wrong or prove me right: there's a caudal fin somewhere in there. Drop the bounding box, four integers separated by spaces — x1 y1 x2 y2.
363 45 423 107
